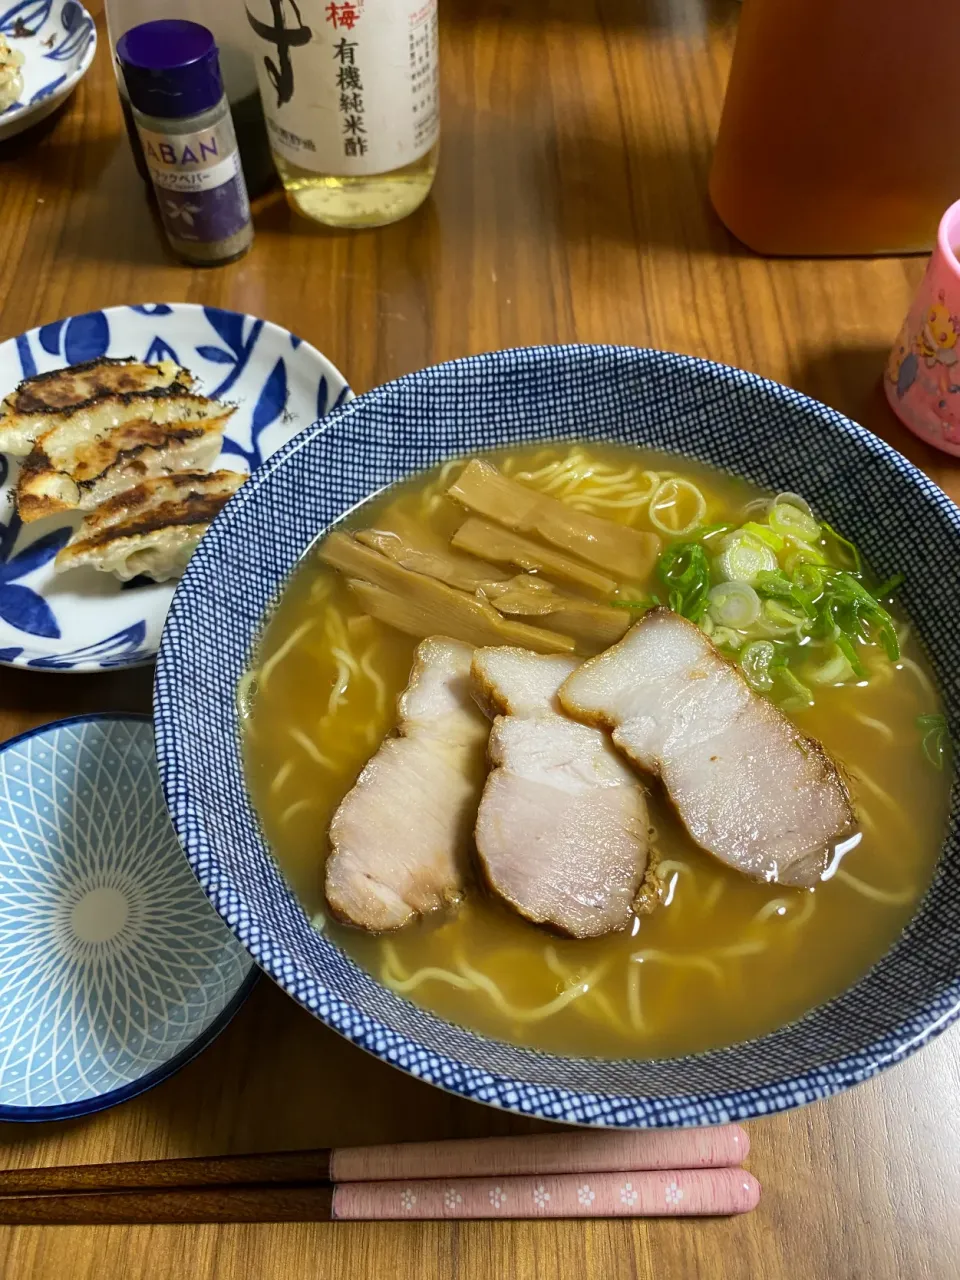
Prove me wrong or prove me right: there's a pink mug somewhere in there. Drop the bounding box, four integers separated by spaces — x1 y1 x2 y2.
886 199 960 455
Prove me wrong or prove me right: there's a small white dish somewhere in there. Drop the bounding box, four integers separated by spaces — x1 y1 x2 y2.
0 0 97 143
0 302 351 671
0 714 257 1118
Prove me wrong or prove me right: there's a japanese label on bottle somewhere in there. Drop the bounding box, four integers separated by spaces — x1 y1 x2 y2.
138 115 252 244
245 0 439 177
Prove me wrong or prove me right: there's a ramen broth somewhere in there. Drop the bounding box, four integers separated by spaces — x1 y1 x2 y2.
241 445 950 1059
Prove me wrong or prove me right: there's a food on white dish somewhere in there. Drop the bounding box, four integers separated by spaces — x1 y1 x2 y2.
0 35 24 115
0 353 241 584
54 469 246 582
0 356 195 456
16 395 234 523
472 647 650 939
325 637 489 932
560 609 855 888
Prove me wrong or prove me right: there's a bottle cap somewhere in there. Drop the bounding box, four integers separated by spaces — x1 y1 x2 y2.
117 20 223 120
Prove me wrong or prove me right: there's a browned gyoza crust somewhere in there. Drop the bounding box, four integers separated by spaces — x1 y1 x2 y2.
54 470 247 581
8 356 194 415
15 397 234 522
18 421 211 491
63 474 238 553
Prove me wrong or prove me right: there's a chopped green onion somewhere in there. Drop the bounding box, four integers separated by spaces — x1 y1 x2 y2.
741 640 777 692
821 521 862 574
792 563 825 597
783 539 828 573
873 572 905 601
741 521 785 551
755 569 818 619
740 497 773 521
759 598 808 636
657 542 711 622
773 492 814 517
809 645 856 685
776 664 814 706
821 572 900 662
917 713 949 770
717 532 778 584
712 626 745 651
708 581 761 629
770 503 821 543
831 630 866 679
663 509 904 695
698 522 735 543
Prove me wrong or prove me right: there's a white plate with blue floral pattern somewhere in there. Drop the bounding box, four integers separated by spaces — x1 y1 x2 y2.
0 714 257 1119
0 1 96 142
0 303 350 671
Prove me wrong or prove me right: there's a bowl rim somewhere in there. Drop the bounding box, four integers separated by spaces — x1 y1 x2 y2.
154 343 960 1127
0 711 258 1121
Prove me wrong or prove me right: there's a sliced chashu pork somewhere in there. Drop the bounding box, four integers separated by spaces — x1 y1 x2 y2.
0 357 194 456
472 647 649 938
325 637 489 932
559 609 855 888
16 395 234 523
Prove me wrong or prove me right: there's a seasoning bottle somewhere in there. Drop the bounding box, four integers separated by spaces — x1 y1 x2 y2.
117 20 254 266
105 0 276 198
244 0 439 229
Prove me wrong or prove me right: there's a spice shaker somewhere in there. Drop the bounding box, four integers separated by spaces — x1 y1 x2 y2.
105 0 275 197
117 20 254 266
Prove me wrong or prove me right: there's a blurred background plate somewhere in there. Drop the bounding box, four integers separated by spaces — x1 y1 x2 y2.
0 303 351 671
0 0 96 142
0 714 257 1120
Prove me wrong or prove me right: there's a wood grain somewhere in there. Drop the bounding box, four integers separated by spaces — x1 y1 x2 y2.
1 0 958 1276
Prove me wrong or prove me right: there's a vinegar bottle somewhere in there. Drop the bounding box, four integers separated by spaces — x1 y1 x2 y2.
244 0 439 229
709 0 960 256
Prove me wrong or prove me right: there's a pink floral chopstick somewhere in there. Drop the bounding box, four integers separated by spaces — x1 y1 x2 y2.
332 1168 760 1219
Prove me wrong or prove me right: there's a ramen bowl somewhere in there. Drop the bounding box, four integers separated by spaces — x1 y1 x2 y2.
154 346 960 1127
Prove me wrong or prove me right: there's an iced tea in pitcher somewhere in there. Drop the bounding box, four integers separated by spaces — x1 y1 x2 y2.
710 0 960 255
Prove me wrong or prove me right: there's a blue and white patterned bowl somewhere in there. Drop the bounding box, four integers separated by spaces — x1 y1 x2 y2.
0 1 96 142
0 303 350 671
155 346 960 1127
0 714 256 1119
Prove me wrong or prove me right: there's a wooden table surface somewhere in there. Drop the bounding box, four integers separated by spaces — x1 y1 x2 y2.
1 1 959 1276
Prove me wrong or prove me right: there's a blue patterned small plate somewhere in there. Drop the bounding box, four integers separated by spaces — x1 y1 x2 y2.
0 1 96 142
156 345 960 1129
0 714 257 1119
0 303 350 671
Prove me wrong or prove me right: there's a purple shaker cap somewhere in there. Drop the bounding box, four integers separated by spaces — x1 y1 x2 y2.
117 20 223 120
